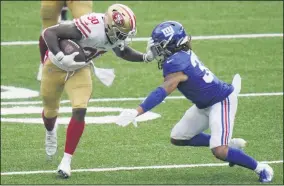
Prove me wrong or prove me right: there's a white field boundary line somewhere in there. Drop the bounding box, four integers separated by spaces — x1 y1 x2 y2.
1 92 283 106
1 33 283 46
1 160 283 176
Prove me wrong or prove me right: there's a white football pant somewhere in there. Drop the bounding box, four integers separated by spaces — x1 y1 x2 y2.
170 74 241 149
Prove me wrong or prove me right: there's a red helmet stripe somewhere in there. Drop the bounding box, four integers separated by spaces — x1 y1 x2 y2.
118 5 135 30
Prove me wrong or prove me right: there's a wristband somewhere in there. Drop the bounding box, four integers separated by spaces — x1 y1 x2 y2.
55 51 64 61
143 53 149 62
140 87 167 112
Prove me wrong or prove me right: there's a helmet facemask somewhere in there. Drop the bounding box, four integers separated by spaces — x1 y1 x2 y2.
150 34 175 69
150 35 191 69
150 40 171 69
105 24 136 44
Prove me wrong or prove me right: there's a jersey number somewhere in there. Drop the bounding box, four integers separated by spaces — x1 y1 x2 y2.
87 16 99 25
190 53 214 83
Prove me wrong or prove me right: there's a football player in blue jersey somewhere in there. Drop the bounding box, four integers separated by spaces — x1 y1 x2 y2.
116 21 274 183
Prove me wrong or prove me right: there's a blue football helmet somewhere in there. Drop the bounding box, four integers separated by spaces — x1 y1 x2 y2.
149 21 191 69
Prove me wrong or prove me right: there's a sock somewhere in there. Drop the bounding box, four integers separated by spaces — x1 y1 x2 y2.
254 163 263 174
225 147 258 170
61 7 68 21
185 133 210 146
65 117 85 155
42 110 57 132
62 152 72 165
39 35 48 64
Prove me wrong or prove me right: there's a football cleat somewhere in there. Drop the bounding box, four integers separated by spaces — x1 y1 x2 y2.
45 122 58 159
57 161 71 178
228 138 247 167
256 163 274 183
37 63 43 81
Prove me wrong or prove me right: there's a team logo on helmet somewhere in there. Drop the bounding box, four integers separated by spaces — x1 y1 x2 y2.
112 12 124 26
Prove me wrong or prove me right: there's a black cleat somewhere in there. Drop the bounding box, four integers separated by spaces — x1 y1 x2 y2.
57 169 70 179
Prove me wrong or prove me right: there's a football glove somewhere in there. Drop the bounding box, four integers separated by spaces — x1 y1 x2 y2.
143 50 154 62
143 38 155 62
146 37 155 52
48 51 87 71
116 109 138 127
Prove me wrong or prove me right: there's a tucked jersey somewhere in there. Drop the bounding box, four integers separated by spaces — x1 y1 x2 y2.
163 50 234 109
73 13 125 60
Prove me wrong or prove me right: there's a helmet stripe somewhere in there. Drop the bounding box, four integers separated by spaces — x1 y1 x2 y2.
118 4 135 30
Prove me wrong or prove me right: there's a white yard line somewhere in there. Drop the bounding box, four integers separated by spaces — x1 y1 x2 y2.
1 33 283 46
1 160 282 176
1 92 283 106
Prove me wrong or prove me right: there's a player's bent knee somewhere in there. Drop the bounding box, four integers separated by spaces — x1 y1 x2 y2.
211 146 228 160
72 108 87 122
68 1 93 18
41 19 59 30
41 7 59 20
44 109 58 119
40 6 60 29
170 138 188 146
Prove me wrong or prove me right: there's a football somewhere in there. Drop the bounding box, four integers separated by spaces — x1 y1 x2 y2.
59 39 87 62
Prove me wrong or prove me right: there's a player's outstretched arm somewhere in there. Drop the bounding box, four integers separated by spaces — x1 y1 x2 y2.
113 46 154 62
42 23 82 55
137 72 188 115
116 72 188 127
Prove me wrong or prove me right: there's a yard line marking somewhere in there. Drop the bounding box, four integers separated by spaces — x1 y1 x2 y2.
1 92 283 106
1 160 282 176
1 33 282 46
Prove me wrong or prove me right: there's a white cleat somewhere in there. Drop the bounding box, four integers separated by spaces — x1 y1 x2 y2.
57 160 71 178
45 123 58 159
37 63 43 81
228 138 247 167
255 163 274 183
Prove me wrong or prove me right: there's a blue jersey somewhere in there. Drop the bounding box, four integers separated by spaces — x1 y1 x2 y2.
162 50 234 109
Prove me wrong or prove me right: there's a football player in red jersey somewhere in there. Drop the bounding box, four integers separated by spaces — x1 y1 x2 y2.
41 3 154 178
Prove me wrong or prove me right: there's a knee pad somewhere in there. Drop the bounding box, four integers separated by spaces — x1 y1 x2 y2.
40 2 62 29
41 94 61 119
43 108 58 119
67 1 93 18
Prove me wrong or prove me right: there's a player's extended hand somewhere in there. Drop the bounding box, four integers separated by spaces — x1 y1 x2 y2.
146 37 155 52
49 51 86 71
116 109 138 127
143 50 154 62
143 38 155 62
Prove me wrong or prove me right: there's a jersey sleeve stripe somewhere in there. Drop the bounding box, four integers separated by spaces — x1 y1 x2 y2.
79 18 91 33
75 19 88 38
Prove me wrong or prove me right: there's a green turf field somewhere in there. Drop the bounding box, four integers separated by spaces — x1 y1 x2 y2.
1 1 283 185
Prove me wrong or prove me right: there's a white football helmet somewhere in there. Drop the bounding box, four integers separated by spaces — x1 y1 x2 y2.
104 4 137 44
